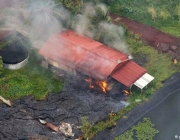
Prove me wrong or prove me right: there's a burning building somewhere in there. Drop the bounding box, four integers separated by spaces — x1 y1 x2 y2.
38 30 154 90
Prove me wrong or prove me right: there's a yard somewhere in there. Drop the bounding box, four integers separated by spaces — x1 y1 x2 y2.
0 38 63 100
0 0 180 139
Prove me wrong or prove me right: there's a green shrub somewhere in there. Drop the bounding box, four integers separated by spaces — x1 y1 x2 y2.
132 118 159 140
114 118 159 140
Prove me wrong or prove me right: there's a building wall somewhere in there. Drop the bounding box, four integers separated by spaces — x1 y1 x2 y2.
47 58 76 75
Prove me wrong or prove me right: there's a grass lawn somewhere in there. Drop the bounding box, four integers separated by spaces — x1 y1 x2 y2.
0 39 63 100
109 0 180 37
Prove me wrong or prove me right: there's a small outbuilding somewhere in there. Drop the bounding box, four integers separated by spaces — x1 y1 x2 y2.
38 30 154 89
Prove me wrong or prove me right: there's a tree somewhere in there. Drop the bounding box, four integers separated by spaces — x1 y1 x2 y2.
55 0 83 14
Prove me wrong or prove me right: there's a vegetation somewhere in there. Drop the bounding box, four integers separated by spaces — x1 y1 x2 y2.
108 0 180 37
0 56 3 75
55 0 83 14
125 30 178 102
114 118 159 140
81 103 136 139
0 40 63 100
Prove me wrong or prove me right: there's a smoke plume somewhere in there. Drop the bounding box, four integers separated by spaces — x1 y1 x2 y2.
0 0 129 53
71 2 129 54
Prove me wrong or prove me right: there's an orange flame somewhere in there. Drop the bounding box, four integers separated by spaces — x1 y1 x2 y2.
122 90 132 95
85 78 112 93
85 78 94 88
96 80 108 93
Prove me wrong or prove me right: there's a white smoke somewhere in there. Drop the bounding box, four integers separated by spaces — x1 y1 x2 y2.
0 0 69 48
0 0 129 53
71 2 129 54
98 22 129 54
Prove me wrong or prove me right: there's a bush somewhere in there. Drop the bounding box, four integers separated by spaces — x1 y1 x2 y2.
114 118 159 140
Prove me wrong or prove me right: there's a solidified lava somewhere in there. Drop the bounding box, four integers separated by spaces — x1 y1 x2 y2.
0 77 127 140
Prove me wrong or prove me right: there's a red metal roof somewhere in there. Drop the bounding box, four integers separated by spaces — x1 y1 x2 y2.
60 30 128 62
39 30 147 86
110 61 147 87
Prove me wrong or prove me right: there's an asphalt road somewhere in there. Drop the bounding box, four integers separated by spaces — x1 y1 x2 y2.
143 88 180 140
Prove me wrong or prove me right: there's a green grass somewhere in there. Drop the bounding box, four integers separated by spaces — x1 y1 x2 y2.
109 0 180 37
125 31 179 102
0 40 63 100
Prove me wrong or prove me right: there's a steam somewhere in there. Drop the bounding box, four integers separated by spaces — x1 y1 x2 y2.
0 0 69 48
25 0 69 47
98 22 128 54
71 3 129 54
0 0 129 53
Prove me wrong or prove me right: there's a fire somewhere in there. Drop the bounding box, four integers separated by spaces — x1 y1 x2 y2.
85 77 112 93
85 78 94 88
89 84 94 88
96 80 108 93
122 90 132 95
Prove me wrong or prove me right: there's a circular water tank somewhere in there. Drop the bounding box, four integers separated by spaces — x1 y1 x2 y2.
0 41 28 69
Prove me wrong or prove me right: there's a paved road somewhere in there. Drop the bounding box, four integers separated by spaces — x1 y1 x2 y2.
93 72 180 140
143 88 180 140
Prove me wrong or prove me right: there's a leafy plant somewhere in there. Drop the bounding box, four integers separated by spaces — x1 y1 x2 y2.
114 118 159 140
133 118 159 140
81 116 93 139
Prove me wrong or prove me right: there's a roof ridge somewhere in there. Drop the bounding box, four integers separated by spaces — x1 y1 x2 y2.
59 31 128 64
59 34 117 64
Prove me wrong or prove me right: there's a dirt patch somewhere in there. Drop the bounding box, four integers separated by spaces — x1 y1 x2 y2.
110 13 180 60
